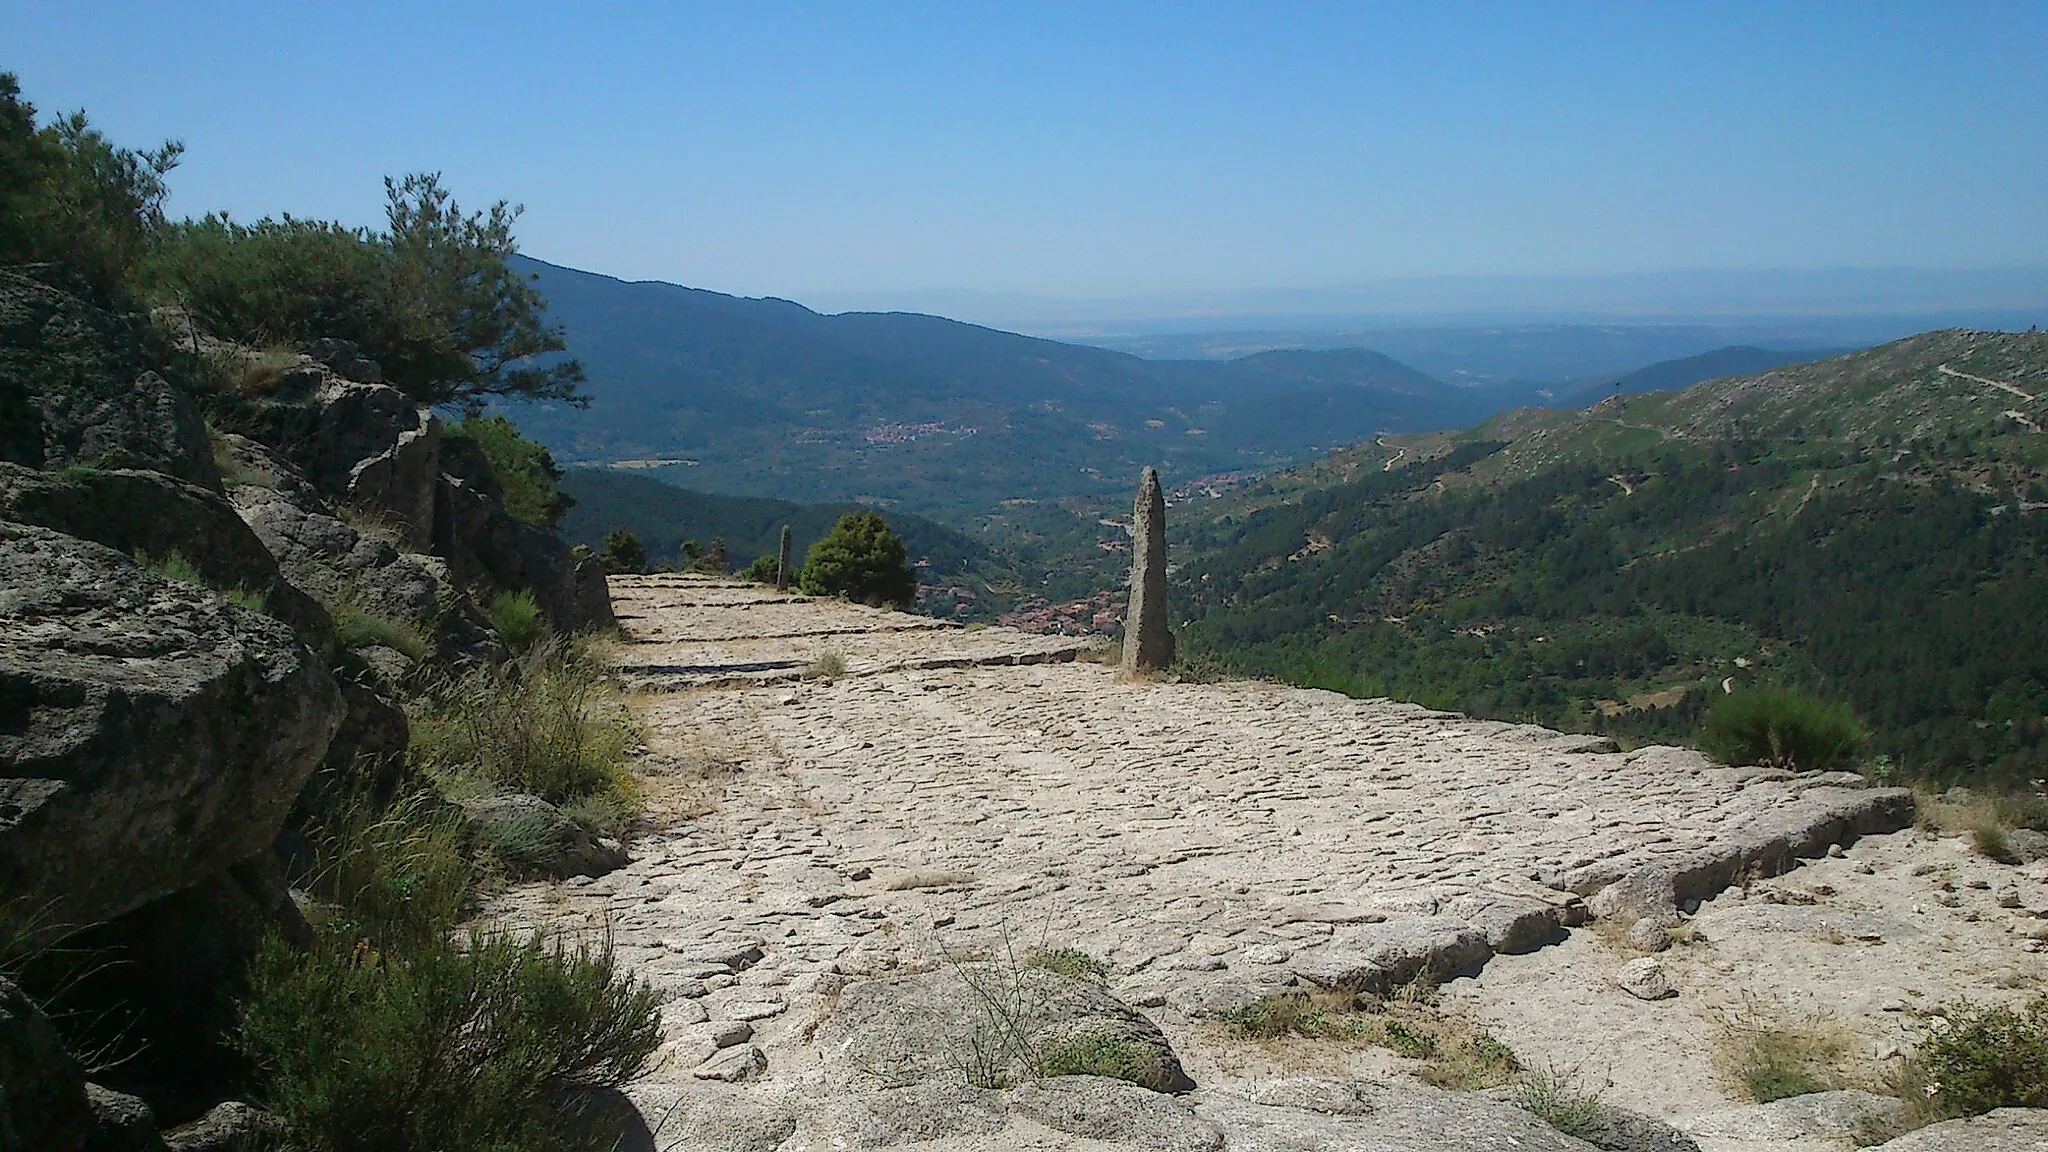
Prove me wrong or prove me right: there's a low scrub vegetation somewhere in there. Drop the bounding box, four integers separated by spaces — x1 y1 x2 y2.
1918 786 2048 865
243 787 658 1152
1024 946 1110 984
1700 685 1865 771
407 636 638 815
1894 997 2048 1124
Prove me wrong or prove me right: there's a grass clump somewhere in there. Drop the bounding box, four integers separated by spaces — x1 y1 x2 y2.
141 548 205 586
1716 1002 1861 1103
1217 987 1521 1089
138 548 270 615
1894 998 2048 1124
408 636 637 810
1035 1033 1161 1085
1218 991 1355 1040
1024 946 1110 984
196 344 301 396
486 589 546 651
1415 1027 1523 1090
1701 685 1865 771
331 600 428 661
808 649 847 679
1515 1064 1608 1140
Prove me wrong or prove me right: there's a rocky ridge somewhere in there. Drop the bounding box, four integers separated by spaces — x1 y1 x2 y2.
0 265 611 1147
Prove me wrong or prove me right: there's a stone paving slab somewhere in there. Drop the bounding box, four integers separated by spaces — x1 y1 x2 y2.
608 576 1090 689
492 578 1917 1110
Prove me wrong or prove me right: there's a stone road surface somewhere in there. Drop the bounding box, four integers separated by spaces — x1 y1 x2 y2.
486 576 1997 1149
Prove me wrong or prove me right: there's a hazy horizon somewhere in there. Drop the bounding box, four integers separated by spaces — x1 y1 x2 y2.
14 4 2047 303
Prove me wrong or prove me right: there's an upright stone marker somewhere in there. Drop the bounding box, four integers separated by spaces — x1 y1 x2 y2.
1122 466 1175 673
777 524 793 591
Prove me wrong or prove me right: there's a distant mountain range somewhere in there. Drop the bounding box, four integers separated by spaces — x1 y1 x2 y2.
509 256 1501 520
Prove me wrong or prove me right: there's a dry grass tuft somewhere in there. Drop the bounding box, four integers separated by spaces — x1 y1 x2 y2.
1713 997 1870 1103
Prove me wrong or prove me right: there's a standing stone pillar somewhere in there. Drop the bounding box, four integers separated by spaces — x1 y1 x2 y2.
1121 466 1175 673
777 524 793 591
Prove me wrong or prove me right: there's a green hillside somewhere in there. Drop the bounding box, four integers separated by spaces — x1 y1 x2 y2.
1175 329 2048 788
506 257 1492 521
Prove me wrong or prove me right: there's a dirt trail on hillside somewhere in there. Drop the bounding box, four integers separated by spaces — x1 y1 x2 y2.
490 576 2048 1150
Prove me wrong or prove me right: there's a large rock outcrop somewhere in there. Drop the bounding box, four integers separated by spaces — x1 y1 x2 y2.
0 523 345 938
0 268 218 489
0 461 331 648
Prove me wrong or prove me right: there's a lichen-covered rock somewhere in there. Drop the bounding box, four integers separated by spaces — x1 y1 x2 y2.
1008 1077 1221 1150
83 1083 168 1152
270 375 441 549
1192 1078 1602 1151
1686 1089 1907 1149
0 523 345 937
0 462 331 648
1290 915 1492 993
462 793 627 879
436 473 614 633
810 966 1193 1094
0 268 219 489
228 479 501 664
162 1101 288 1151
1868 1108 2048 1151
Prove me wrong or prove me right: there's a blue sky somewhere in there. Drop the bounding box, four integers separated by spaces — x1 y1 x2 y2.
12 3 2047 303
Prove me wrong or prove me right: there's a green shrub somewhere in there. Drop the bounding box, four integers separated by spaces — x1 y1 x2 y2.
798 511 917 609
408 637 635 807
596 529 646 575
331 601 428 662
1700 685 1865 771
0 72 180 298
1896 998 2048 1123
1023 947 1110 983
446 415 568 529
808 649 847 679
739 554 781 584
486 589 546 651
239 930 659 1152
141 174 585 410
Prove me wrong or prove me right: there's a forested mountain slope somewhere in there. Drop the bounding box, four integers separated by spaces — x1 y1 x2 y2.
1175 329 2048 787
558 468 980 577
507 257 1490 519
